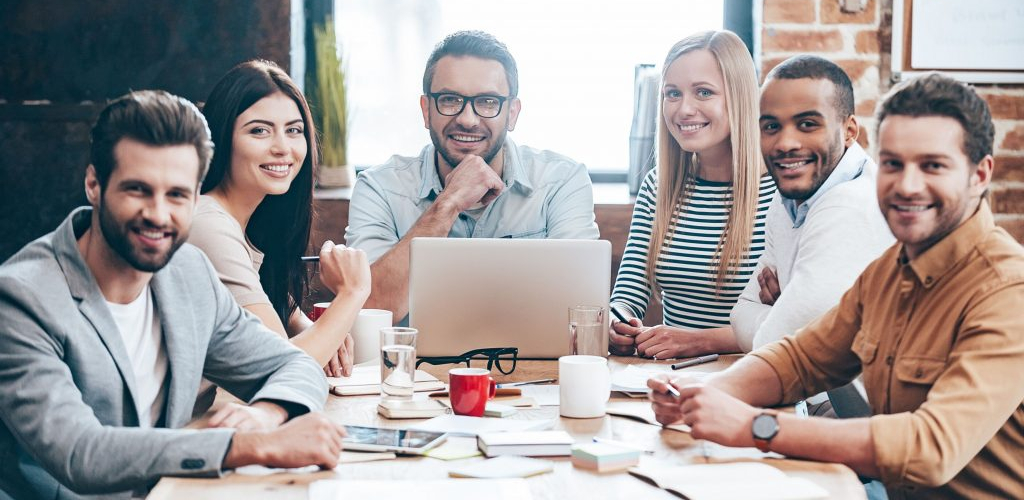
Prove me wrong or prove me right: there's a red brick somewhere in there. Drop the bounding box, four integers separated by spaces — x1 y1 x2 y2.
821 0 878 25
992 187 1024 214
763 29 844 53
981 93 1024 121
995 218 1024 243
764 0 816 23
855 98 877 117
1002 124 1024 151
835 59 875 83
855 30 879 55
994 156 1024 182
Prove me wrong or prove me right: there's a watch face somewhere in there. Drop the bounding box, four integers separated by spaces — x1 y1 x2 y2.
752 413 779 440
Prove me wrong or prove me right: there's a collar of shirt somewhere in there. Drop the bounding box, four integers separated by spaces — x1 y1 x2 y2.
901 200 995 288
415 138 534 202
782 142 871 228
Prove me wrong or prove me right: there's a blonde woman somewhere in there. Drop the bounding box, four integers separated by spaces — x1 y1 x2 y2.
609 31 775 359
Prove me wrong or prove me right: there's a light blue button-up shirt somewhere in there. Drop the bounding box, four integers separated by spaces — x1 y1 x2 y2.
781 142 871 228
345 139 600 263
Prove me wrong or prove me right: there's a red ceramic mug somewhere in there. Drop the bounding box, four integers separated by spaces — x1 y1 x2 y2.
448 368 496 417
310 302 331 321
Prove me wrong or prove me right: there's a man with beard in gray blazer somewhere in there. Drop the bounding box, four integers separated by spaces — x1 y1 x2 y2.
0 90 347 499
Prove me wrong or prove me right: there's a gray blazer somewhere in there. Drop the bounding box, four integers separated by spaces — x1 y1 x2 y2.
0 208 328 499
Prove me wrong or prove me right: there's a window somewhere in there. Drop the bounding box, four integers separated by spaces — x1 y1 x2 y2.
335 0 724 172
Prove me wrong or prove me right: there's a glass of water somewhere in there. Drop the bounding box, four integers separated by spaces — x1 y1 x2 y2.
569 305 608 356
380 327 418 400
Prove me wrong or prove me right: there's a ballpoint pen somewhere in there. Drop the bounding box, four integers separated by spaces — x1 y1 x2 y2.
495 378 556 388
300 255 320 262
671 353 719 370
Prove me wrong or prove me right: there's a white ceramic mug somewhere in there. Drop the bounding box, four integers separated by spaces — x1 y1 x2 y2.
558 355 610 418
352 309 392 364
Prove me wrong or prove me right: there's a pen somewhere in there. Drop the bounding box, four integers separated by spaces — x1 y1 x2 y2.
592 437 654 455
496 378 556 388
664 384 681 398
300 255 320 262
671 353 719 370
610 305 630 324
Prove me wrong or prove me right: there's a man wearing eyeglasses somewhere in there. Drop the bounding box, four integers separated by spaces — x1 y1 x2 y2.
347 30 600 323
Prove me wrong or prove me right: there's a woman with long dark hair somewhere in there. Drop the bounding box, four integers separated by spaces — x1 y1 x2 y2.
190 60 369 382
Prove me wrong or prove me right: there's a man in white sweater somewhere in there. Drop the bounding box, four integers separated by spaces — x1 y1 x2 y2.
731 56 893 358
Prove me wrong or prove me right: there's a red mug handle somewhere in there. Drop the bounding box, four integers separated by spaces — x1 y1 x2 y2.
488 378 496 399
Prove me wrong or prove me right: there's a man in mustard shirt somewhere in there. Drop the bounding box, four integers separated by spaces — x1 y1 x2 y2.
649 73 1024 500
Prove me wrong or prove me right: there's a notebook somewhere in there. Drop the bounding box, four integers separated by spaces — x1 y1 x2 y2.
328 364 445 396
449 456 555 478
629 462 829 500
409 238 611 358
477 430 574 457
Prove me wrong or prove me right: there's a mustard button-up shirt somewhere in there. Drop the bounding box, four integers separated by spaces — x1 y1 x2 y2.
752 201 1024 500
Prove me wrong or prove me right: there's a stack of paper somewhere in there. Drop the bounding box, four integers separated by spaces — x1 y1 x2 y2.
571 442 641 472
328 365 445 396
629 462 829 500
477 430 574 457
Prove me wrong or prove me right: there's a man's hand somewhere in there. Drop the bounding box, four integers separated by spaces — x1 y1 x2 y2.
757 266 781 306
318 241 371 301
207 401 289 431
634 325 710 360
324 333 354 378
223 412 347 470
647 376 758 448
609 317 643 356
437 155 504 212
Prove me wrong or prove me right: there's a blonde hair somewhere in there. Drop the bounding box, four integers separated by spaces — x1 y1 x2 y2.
646 30 764 294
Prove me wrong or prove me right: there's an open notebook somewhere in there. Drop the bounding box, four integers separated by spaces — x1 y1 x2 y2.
328 364 445 396
629 462 829 500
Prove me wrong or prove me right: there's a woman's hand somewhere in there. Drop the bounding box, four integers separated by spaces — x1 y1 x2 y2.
609 317 643 356
323 333 355 377
318 240 371 300
635 325 712 359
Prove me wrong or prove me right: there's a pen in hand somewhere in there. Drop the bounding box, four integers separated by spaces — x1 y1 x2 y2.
300 255 320 262
610 305 631 324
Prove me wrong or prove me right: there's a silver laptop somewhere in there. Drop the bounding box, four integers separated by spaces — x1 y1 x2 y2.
409 238 611 359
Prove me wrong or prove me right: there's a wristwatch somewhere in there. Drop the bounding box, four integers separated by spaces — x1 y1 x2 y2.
751 411 779 452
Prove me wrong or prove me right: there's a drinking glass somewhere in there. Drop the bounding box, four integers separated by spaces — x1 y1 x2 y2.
380 327 418 400
569 305 608 356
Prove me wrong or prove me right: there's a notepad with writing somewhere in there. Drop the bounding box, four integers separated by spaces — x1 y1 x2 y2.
328 365 445 396
629 462 829 500
477 430 574 457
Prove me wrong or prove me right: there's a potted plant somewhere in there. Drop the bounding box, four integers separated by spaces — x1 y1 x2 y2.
312 17 353 187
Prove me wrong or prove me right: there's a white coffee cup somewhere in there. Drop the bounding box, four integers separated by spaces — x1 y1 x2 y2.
558 355 610 418
351 309 393 364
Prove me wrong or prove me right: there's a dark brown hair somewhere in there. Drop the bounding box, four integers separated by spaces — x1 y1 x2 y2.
91 90 213 188
876 73 994 164
201 60 317 324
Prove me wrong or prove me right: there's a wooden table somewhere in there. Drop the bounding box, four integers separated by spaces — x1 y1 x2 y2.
149 356 866 499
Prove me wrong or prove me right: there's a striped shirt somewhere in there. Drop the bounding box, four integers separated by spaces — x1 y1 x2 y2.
611 169 776 329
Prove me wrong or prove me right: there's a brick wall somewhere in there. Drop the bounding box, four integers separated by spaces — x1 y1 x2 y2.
760 0 1024 241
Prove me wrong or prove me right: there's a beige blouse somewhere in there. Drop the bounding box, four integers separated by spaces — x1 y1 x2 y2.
188 195 271 307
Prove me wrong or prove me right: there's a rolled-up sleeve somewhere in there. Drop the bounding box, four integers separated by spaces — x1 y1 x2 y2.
346 172 401 263
749 275 866 404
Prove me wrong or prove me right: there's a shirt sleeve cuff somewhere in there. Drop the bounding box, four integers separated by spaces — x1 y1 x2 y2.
749 340 808 403
870 412 913 485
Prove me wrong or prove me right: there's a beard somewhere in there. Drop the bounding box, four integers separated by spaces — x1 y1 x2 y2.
97 199 186 273
430 123 507 169
770 131 847 201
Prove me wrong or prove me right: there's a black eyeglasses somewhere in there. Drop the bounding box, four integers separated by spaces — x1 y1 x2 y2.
416 347 519 375
427 92 510 118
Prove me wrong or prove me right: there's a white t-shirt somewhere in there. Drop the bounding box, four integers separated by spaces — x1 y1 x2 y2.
106 286 168 428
